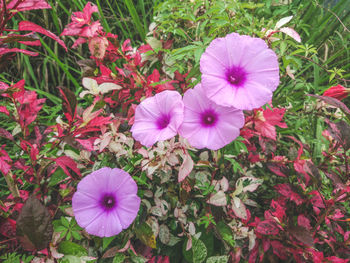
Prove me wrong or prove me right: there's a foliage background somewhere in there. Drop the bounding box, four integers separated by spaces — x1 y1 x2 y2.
0 0 349 262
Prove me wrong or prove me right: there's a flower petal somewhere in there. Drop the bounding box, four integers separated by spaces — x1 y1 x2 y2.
179 84 244 150
76 167 112 198
116 195 141 229
201 33 279 110
131 90 184 147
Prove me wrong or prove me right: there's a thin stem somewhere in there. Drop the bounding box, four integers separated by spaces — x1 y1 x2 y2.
316 2 350 33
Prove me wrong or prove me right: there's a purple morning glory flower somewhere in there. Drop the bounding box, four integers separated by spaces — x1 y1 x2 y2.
72 167 140 237
131 90 184 147
200 33 280 110
178 84 244 150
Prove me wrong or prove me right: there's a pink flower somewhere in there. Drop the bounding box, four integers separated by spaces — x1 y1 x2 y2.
323 84 349 101
131 90 184 147
200 33 280 110
72 167 140 237
178 84 244 150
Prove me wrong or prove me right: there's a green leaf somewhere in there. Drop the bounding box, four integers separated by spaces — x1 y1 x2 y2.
193 238 207 263
61 217 70 228
216 221 235 247
66 231 72 241
58 241 88 257
16 196 53 251
54 226 66 232
113 254 126 263
71 231 82 241
206 256 229 263
183 237 207 263
60 229 68 239
135 222 156 249
103 236 117 251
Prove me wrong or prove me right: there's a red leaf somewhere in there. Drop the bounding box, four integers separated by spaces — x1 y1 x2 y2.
61 2 101 39
289 226 314 246
270 199 286 221
256 220 280 235
0 146 12 175
294 159 310 186
275 184 304 205
59 87 77 123
254 107 287 140
325 256 349 263
267 163 287 177
270 240 288 259
286 136 304 160
15 90 45 128
307 94 350 116
19 40 42 46
0 105 9 115
7 0 51 11
75 138 95 151
298 214 311 230
87 116 111 128
55 156 81 178
18 21 67 51
0 128 14 141
0 47 38 56
309 191 325 209
148 256 170 263
248 242 259 263
325 119 350 151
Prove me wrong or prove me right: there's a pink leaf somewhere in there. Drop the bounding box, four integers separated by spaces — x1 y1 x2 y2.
0 82 9 90
294 159 310 186
55 156 81 178
309 191 325 209
325 256 349 263
0 106 9 116
267 163 287 177
0 47 38 56
19 40 42 46
298 214 311 230
18 21 67 51
88 36 109 59
178 150 193 182
0 146 12 175
275 184 304 205
0 128 14 141
248 243 259 263
231 197 247 220
76 138 95 151
280 27 301 43
7 0 51 11
270 240 288 259
256 220 280 235
207 190 227 206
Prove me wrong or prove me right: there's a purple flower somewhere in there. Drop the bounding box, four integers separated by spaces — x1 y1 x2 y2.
72 167 140 237
131 90 184 147
178 84 244 150
200 33 280 110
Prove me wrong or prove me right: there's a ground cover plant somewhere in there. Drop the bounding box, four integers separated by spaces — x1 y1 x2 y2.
0 0 349 262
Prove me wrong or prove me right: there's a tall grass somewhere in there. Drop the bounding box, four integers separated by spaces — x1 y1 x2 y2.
1 0 156 98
